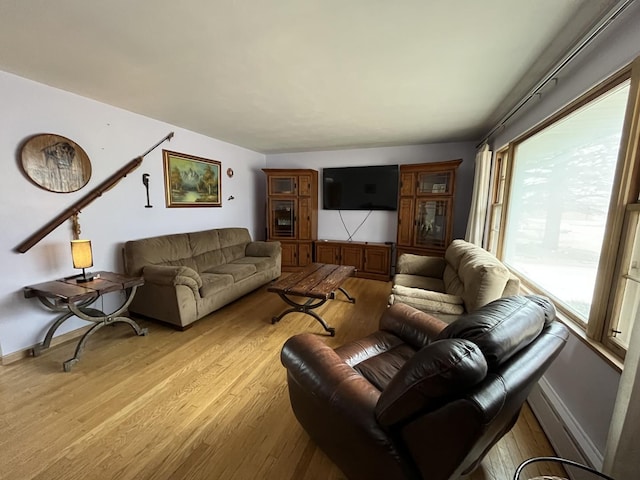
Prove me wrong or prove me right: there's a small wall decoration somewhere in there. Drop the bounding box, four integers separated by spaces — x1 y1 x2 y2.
163 150 222 207
21 134 92 193
142 173 153 208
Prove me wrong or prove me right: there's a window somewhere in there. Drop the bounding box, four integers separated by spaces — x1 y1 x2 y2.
492 58 640 358
487 149 508 254
608 206 640 353
503 80 630 324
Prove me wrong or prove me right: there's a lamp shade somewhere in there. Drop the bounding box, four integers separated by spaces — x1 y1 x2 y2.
70 239 93 269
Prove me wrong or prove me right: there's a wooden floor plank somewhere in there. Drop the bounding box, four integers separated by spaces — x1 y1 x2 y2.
0 277 562 479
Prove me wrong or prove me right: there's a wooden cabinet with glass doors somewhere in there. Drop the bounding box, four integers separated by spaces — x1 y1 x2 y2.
396 159 462 258
263 169 318 270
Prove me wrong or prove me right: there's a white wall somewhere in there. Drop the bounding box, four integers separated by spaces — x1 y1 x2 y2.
489 1 640 466
266 142 477 244
0 71 266 357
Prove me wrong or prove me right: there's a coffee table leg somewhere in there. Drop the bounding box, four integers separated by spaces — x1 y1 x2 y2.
271 294 335 336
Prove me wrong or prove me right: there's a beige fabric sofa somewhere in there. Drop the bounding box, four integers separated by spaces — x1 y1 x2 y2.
388 239 520 322
123 227 281 329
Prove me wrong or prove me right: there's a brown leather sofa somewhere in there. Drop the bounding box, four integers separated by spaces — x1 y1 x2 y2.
281 295 568 480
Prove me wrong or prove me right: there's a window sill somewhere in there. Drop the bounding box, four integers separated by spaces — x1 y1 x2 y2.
517 285 624 373
553 311 623 373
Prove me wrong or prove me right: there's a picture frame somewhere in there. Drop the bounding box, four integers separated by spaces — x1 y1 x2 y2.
163 150 222 207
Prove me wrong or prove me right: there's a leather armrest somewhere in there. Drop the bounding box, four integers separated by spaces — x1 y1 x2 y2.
396 253 446 277
142 265 203 289
281 333 398 476
379 303 449 349
281 334 381 408
246 241 281 257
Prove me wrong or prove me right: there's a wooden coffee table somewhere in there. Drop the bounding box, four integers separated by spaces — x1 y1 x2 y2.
268 263 356 336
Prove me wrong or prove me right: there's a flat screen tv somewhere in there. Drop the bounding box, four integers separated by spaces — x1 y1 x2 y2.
323 165 399 211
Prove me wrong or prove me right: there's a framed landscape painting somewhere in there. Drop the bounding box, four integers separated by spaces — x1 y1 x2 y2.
163 150 222 207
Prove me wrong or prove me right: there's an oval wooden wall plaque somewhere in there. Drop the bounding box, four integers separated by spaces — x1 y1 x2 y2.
21 134 92 193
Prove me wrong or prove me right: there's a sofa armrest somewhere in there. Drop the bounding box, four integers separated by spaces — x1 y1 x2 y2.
246 241 281 257
142 265 203 290
396 253 446 277
379 303 449 349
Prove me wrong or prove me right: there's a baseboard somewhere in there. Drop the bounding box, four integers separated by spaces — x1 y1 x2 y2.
528 377 603 474
1 324 92 366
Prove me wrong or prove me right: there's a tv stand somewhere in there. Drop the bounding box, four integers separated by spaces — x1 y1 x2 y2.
314 240 391 281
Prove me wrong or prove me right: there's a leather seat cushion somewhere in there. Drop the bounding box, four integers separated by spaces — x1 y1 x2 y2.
336 330 406 367
351 343 417 391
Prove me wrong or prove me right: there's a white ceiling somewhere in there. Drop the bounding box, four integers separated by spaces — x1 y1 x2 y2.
0 1 621 153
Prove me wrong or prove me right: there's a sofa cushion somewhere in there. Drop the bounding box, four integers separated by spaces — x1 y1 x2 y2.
396 253 447 277
200 273 235 297
389 285 465 317
124 232 195 276
190 228 258 272
205 263 257 282
232 256 278 272
189 229 222 256
443 240 510 313
393 274 446 292
375 338 487 427
218 228 252 262
189 230 225 272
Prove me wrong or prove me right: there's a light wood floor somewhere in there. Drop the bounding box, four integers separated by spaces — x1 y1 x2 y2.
0 277 566 480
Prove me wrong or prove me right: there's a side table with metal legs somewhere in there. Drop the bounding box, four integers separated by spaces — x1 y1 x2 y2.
24 271 147 372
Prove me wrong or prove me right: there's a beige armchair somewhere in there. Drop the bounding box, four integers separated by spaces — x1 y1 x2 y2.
388 239 520 322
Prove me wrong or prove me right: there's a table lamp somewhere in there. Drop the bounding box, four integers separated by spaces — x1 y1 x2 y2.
70 239 95 282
